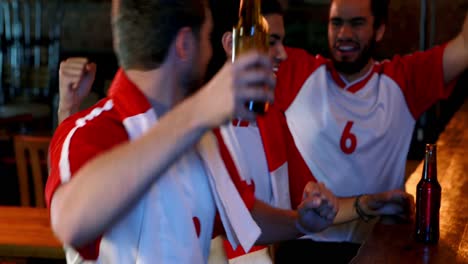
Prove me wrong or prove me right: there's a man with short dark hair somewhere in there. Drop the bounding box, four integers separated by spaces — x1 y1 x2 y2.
208 2 290 263
267 0 468 262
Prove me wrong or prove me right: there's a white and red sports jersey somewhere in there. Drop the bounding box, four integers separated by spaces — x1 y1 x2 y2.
213 120 291 263
45 69 257 263
261 45 456 243
220 121 291 209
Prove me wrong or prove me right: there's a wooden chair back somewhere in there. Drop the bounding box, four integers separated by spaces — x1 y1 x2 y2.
13 134 50 207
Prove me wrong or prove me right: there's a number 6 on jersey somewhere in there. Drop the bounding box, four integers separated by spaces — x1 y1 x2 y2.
340 121 357 154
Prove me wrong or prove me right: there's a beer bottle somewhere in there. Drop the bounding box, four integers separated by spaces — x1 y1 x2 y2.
232 0 270 114
415 143 441 244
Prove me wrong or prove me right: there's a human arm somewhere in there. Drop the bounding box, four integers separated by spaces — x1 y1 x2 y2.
251 182 338 244
58 57 96 123
50 53 276 248
385 12 468 119
443 11 468 85
333 189 414 225
251 184 412 244
300 182 414 225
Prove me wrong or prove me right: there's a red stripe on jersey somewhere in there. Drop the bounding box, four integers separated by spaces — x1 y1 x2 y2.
222 239 267 259
76 238 103 261
213 128 256 210
327 60 346 89
346 66 377 93
108 69 152 118
284 118 318 210
193 217 201 237
256 105 288 172
212 213 224 239
275 47 327 112
326 61 376 93
232 119 250 127
211 128 256 240
212 128 258 256
258 103 318 210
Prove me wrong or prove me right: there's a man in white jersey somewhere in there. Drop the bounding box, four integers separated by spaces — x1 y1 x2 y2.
265 0 468 262
205 1 291 262
46 0 344 263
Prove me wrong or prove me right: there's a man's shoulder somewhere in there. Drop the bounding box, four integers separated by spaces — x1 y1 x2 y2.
284 46 328 66
280 46 329 83
275 47 329 110
52 98 126 149
59 98 118 127
376 44 447 73
284 46 310 58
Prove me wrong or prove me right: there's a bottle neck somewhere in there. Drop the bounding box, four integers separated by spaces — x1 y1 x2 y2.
239 0 261 25
422 144 438 181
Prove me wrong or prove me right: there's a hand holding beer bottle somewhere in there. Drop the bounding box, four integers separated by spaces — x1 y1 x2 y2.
232 0 271 114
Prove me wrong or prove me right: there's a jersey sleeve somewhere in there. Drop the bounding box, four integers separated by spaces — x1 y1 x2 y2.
261 47 324 208
213 128 273 257
382 43 458 119
211 129 256 239
258 103 318 210
275 47 324 112
45 109 128 260
213 129 256 211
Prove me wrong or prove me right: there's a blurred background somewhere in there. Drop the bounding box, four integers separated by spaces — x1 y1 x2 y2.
0 0 466 205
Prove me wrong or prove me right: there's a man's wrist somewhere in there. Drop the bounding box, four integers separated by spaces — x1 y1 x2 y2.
354 195 376 222
295 220 309 236
57 104 80 124
58 104 79 114
58 108 72 114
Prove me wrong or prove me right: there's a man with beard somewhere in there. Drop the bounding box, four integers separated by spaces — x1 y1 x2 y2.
268 0 468 262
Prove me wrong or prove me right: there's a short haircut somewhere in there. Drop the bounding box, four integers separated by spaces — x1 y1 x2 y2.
331 0 389 28
205 0 284 81
112 0 206 70
261 0 284 17
205 0 238 82
370 0 389 27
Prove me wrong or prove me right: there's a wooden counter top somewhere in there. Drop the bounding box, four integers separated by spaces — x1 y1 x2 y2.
0 206 64 259
351 98 468 263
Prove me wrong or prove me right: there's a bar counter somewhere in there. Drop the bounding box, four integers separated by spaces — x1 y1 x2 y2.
351 98 468 263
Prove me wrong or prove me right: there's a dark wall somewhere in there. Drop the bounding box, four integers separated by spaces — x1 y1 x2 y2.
60 0 115 97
